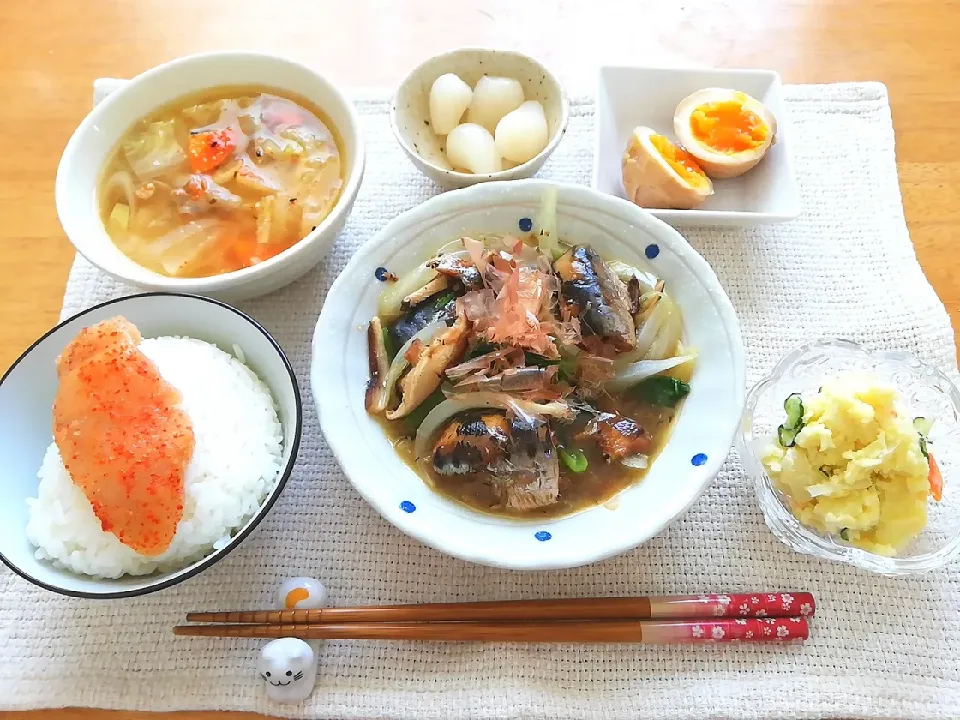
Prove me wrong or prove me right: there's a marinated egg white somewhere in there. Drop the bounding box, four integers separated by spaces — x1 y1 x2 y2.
465 76 525 133
674 88 777 178
495 100 548 164
428 74 473 136
621 125 714 210
446 123 501 174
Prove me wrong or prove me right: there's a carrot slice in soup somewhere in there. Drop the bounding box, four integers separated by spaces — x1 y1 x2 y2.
53 317 194 555
188 129 237 173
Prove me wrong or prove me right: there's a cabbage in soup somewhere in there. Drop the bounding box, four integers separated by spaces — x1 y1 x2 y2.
99 87 344 278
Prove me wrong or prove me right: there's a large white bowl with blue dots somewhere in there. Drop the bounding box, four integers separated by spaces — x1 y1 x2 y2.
311 180 745 569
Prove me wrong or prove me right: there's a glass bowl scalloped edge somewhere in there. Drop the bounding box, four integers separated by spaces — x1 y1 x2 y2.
736 337 960 575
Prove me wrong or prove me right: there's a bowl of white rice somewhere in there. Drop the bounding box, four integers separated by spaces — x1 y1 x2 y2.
0 293 301 598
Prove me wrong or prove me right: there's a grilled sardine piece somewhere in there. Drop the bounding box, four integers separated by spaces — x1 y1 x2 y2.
554 245 636 351
387 292 457 349
426 254 484 290
432 412 512 475
432 411 560 510
386 314 468 420
452 366 556 393
577 411 652 461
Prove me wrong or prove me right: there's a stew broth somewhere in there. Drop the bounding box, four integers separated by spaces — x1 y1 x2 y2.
380 393 680 519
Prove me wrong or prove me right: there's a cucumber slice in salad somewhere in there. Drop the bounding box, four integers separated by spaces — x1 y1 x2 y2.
778 425 800 448
777 393 805 448
914 416 933 458
783 393 804 429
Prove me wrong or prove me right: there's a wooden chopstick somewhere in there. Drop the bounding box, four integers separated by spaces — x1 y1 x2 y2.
174 617 809 644
185 592 814 625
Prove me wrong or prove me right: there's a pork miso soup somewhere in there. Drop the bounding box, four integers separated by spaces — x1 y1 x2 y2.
98 87 344 278
365 193 695 519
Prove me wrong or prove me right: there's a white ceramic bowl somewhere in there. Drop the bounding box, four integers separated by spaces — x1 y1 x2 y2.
390 48 569 190
56 52 365 303
594 66 800 227
0 293 302 598
311 180 745 569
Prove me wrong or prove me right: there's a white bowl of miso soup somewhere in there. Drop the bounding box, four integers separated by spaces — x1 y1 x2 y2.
56 52 364 301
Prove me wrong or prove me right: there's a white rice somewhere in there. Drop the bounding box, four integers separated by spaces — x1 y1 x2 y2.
26 336 284 579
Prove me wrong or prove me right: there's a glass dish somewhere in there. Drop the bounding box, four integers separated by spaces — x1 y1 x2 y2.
736 338 960 575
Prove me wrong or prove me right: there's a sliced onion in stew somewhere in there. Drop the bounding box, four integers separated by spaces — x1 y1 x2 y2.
606 353 698 392
377 264 439 321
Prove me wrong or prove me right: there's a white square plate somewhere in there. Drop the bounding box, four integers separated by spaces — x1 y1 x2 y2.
593 66 800 227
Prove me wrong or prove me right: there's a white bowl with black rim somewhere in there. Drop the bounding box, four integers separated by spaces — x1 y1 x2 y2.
311 180 745 570
0 293 301 598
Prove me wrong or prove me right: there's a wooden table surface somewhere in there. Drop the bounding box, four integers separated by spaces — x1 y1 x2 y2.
2 0 957 717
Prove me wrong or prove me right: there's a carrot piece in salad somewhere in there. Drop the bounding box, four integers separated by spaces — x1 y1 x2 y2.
188 129 237 173
929 454 943 502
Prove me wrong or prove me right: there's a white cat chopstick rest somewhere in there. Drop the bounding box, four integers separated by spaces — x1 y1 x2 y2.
258 637 318 703
256 575 328 703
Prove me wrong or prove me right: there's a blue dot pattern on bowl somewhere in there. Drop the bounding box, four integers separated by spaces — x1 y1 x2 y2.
519 217 533 232
645 243 660 260
375 266 391 282
534 530 552 542
691 453 708 466
399 500 416 513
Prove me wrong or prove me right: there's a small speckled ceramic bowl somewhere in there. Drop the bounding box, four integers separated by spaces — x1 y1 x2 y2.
390 48 569 190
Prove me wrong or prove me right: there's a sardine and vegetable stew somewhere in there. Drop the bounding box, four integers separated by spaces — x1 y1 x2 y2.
365 197 696 518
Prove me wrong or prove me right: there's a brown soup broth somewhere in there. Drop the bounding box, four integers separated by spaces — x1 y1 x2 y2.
377 393 682 520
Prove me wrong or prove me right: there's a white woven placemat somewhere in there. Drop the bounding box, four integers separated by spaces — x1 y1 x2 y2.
1 81 957 719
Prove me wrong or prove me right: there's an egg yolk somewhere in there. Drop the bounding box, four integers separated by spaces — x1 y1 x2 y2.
689 100 767 153
649 134 708 187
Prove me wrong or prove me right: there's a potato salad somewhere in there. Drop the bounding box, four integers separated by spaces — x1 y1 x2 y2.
762 375 941 556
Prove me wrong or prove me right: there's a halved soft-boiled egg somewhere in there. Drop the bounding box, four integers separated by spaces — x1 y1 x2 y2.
674 88 777 178
621 125 714 210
